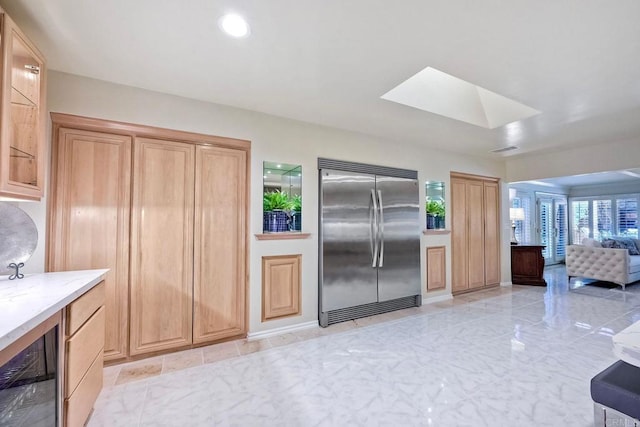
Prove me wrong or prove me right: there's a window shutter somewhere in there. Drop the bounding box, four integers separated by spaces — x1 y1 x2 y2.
592 200 612 240
616 198 638 238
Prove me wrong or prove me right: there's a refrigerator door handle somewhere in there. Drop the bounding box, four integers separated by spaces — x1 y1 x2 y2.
377 189 384 268
370 189 379 267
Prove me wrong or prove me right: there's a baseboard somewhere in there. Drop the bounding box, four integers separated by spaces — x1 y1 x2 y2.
247 320 318 341
422 293 453 304
500 281 513 287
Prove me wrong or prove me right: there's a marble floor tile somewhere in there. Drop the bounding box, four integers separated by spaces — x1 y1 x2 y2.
267 331 301 348
162 348 203 374
115 358 163 385
102 364 121 388
89 265 636 427
202 341 239 364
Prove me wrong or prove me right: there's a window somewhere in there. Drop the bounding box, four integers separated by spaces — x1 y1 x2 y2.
592 199 612 240
569 194 640 243
617 198 638 238
571 201 589 243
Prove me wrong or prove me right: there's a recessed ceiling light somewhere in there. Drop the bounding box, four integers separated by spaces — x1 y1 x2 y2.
219 14 250 38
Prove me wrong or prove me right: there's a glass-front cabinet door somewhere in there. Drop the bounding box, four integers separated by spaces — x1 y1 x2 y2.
0 13 46 200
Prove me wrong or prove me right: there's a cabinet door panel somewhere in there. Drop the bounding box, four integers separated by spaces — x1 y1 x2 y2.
262 255 301 320
193 146 247 343
451 179 468 292
426 246 446 291
467 180 485 289
49 129 131 361
130 138 194 355
483 182 501 285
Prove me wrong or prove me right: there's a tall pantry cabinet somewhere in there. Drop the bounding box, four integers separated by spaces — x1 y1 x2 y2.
129 138 195 355
450 172 500 294
48 114 249 361
48 128 132 361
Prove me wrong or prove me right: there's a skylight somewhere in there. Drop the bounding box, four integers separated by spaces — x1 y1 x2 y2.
381 67 540 129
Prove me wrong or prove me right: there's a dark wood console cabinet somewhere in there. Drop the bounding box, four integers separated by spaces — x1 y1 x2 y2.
511 245 547 286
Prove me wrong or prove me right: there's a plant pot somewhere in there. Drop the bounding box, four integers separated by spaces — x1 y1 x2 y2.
426 214 436 229
290 211 301 231
263 210 289 232
436 215 445 229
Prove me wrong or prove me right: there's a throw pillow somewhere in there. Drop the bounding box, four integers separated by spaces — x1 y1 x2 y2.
618 237 640 255
602 237 640 255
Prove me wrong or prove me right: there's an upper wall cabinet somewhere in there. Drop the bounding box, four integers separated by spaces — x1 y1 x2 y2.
0 11 46 201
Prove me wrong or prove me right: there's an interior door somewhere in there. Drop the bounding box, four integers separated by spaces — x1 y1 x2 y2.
537 195 567 265
375 175 420 302
320 169 377 312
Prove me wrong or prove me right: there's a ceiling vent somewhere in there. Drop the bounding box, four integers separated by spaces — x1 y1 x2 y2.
490 145 519 153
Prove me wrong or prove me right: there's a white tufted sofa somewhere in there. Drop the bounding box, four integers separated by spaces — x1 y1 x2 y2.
566 245 640 290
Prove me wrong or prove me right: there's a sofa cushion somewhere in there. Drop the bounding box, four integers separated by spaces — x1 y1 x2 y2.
602 238 640 255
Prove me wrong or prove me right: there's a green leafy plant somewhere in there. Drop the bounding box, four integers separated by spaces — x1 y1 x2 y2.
289 194 302 212
263 191 290 212
426 200 445 217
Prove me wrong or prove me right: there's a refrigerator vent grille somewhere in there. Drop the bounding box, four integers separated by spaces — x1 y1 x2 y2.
318 158 417 180
326 296 420 325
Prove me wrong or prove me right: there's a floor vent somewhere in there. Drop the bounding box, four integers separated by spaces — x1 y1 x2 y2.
321 295 421 327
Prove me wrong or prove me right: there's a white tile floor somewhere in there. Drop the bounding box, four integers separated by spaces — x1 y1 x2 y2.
88 268 640 426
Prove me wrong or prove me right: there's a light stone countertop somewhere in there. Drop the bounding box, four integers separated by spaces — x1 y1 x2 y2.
0 269 107 352
613 320 640 368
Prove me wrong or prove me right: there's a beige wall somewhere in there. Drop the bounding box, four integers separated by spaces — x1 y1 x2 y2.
506 138 640 183
21 71 509 333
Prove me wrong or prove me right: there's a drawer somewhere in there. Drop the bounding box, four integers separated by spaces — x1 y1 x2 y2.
64 351 103 427
66 281 105 336
65 306 105 397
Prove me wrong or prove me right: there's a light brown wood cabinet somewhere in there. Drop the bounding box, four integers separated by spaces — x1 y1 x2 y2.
49 128 131 362
64 281 105 427
262 255 302 321
193 145 247 343
129 138 195 355
0 9 46 200
426 246 446 291
48 114 250 362
451 172 501 294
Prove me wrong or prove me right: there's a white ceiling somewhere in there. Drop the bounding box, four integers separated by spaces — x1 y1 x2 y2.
2 0 640 158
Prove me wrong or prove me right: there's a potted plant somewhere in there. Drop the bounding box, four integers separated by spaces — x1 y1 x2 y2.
263 191 290 232
426 200 445 229
289 194 302 231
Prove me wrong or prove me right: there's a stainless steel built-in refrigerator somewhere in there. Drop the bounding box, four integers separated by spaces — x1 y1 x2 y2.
318 158 421 327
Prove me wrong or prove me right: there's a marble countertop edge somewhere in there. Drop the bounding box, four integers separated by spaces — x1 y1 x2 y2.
0 269 108 352
612 320 640 368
